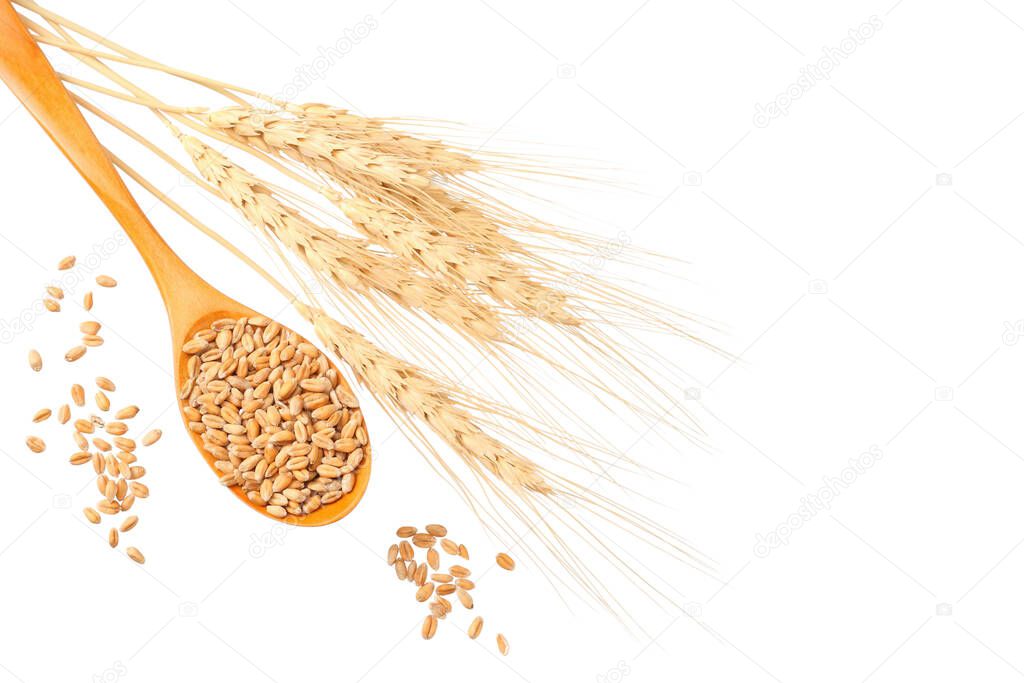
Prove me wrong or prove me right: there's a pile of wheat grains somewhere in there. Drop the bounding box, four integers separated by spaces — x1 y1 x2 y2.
25 255 156 564
388 524 514 655
178 316 368 518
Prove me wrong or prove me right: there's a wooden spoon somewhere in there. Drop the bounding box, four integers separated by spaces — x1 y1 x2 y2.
0 1 370 526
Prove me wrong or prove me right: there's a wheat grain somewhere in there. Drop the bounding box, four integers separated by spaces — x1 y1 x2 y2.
28 350 42 372
58 255 75 270
178 316 368 519
421 615 437 640
425 524 447 537
468 617 483 639
115 406 138 419
416 583 434 602
26 436 45 453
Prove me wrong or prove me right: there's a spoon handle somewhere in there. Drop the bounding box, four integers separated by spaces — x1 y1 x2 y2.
0 0 198 302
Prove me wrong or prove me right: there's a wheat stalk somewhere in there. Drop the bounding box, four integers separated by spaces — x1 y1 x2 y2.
11 0 718 625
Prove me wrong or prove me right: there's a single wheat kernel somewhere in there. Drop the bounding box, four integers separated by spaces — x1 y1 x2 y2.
431 573 453 583
450 565 471 578
496 553 515 571
422 615 437 640
387 544 399 565
399 541 414 561
82 335 104 347
468 616 483 639
108 528 119 548
414 563 428 586
396 526 416 538
457 588 473 609
456 579 475 591
65 346 86 362
105 422 128 436
440 538 459 555
95 392 110 411
407 560 419 582
96 275 117 288
83 507 100 524
97 500 119 515
83 291 93 310
114 437 135 452
458 544 469 560
126 547 145 564
119 516 138 532
57 404 70 424
43 298 60 313
412 533 435 548
70 452 91 465
46 286 64 300
28 350 42 372
395 560 408 581
497 634 509 656
416 583 434 602
74 419 95 434
427 547 440 570
93 438 112 452
142 430 162 447
425 524 447 537
58 255 76 270
95 376 115 391
436 583 456 596
115 406 139 419
26 436 45 453
73 432 88 450
71 384 85 406
79 322 101 336
32 408 51 423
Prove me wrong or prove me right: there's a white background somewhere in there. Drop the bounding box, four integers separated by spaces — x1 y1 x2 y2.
1 1 1023 681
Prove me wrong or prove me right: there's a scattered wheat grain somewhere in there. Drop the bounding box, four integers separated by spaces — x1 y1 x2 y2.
468 617 483 639
496 553 515 571
422 615 437 640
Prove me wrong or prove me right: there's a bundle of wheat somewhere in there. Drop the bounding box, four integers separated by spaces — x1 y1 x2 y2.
8 0 717 626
